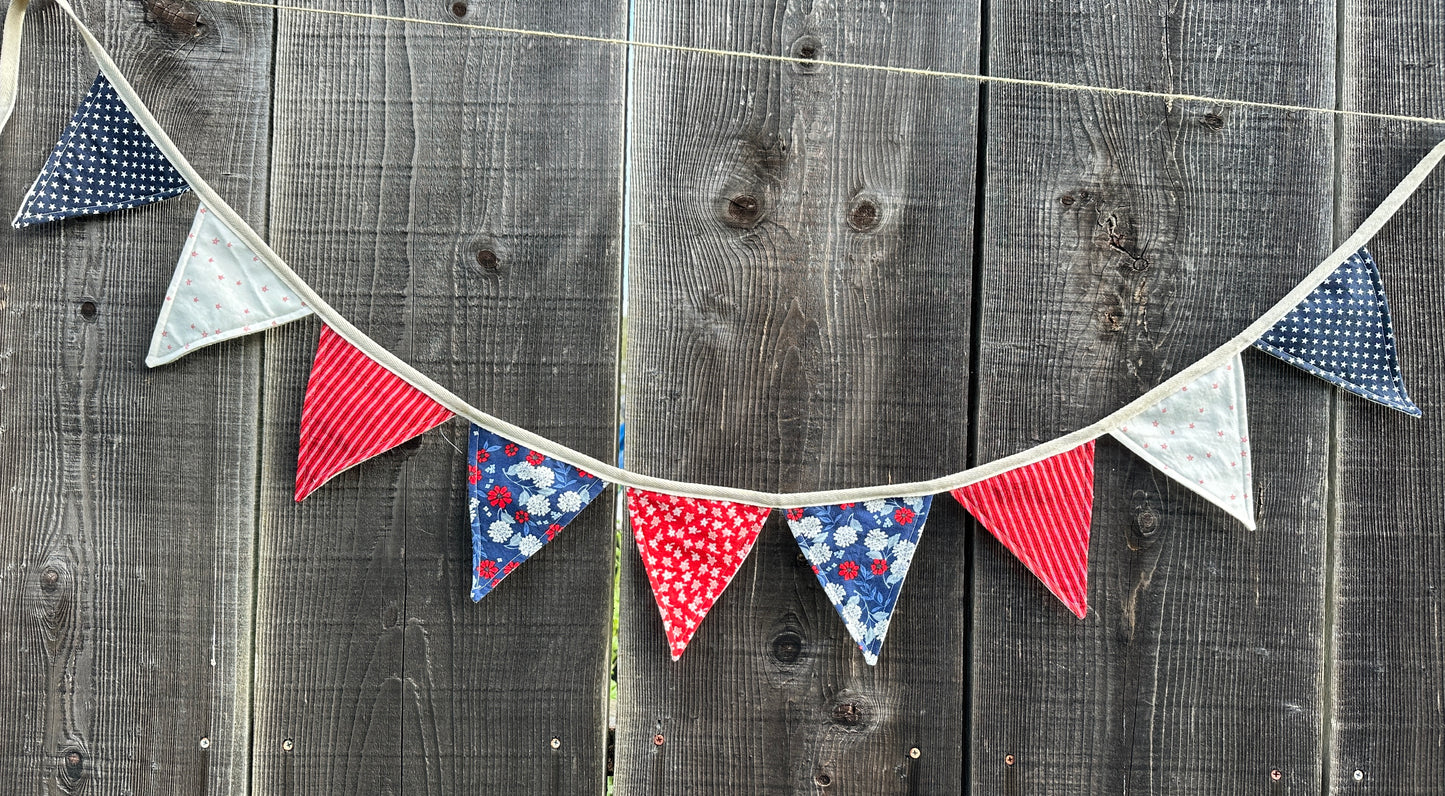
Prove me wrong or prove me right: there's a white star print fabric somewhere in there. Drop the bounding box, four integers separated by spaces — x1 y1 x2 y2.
1110 354 1255 530
146 204 313 366
12 72 189 228
1254 248 1420 416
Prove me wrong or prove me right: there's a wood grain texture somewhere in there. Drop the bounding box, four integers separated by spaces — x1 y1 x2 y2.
249 1 625 794
0 0 271 793
617 1 978 793
972 1 1339 792
1330 4 1445 791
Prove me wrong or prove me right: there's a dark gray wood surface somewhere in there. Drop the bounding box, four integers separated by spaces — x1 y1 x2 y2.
970 1 1339 792
0 0 271 793
2 0 1444 793
248 1 625 794
615 2 978 793
1330 3 1445 792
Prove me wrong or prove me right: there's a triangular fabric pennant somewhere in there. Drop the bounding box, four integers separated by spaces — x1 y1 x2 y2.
785 497 933 665
627 489 771 660
294 325 454 500
146 204 313 366
1110 353 1255 529
13 72 189 228
951 441 1097 618
1254 247 1420 416
468 425 607 601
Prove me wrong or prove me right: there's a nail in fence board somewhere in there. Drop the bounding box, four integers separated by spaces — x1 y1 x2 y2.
248 1 625 793
0 1 272 792
972 0 1336 791
617 1 979 793
1331 3 1445 790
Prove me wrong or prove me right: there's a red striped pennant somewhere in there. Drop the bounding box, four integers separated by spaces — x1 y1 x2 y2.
295 325 454 501
950 441 1097 618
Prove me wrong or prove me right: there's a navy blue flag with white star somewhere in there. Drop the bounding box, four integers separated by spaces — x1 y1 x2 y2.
12 72 189 228
1254 248 1420 416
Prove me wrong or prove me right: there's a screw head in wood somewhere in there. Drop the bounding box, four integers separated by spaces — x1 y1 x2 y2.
199 737 210 750
282 739 294 752
652 734 665 746
1270 769 1282 781
550 737 561 750
908 747 921 759
1004 754 1016 766
1353 770 1364 781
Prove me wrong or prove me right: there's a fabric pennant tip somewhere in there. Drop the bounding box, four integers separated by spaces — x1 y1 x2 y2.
294 325 454 500
627 489 771 660
786 496 933 664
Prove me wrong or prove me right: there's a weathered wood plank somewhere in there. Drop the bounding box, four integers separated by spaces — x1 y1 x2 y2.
616 1 978 793
1330 5 1445 789
972 2 1338 791
249 1 625 793
0 0 271 792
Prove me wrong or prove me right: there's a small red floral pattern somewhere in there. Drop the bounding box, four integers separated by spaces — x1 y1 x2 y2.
628 489 771 660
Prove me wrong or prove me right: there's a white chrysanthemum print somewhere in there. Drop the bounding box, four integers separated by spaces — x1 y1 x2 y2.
509 463 535 482
468 496 480 522
863 499 887 515
793 515 823 539
517 535 543 556
805 541 832 566
823 582 846 603
488 519 513 543
557 490 585 514
841 602 863 624
864 528 890 553
529 466 555 489
832 526 858 547
904 497 924 512
526 494 551 516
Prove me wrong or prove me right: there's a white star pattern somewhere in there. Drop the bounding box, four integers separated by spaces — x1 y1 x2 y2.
1254 249 1419 416
13 73 189 228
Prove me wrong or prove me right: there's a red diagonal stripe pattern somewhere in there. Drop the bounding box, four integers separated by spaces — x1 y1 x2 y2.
295 325 454 501
950 441 1097 618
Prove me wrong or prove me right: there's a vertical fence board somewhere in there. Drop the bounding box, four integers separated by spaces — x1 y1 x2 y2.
972 1 1337 791
0 0 271 793
250 2 625 794
617 1 979 793
1331 4 1445 791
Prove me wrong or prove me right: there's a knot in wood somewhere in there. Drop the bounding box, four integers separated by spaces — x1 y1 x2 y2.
723 194 763 228
78 300 97 321
847 198 880 232
831 701 865 726
450 0 467 16
814 771 832 787
771 631 802 663
1134 508 1159 534
61 749 84 783
41 568 60 591
475 249 500 273
1059 194 1076 207
790 35 823 74
1200 112 1225 130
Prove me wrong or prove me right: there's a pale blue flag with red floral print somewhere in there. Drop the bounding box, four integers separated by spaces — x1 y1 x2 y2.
468 425 607 601
784 497 932 665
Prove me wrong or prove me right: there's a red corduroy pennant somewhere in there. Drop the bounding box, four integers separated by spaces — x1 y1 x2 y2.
295 325 454 501
950 441 1097 618
628 489 771 660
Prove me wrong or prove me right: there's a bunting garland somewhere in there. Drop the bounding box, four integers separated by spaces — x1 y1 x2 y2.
12 72 188 227
785 498 932 665
1253 247 1420 416
628 490 770 659
951 442 1097 618
146 204 313 366
1110 354 1255 529
8 0 1445 665
294 325 454 501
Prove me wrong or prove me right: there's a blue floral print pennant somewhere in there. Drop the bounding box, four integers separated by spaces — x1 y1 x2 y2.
468 425 607 601
13 72 190 228
785 497 933 665
1254 247 1420 416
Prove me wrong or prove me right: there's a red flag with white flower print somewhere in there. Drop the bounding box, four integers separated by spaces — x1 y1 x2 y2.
295 325 454 501
950 441 1097 618
627 489 771 660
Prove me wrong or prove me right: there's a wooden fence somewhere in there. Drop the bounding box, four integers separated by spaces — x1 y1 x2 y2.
2 0 1443 792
